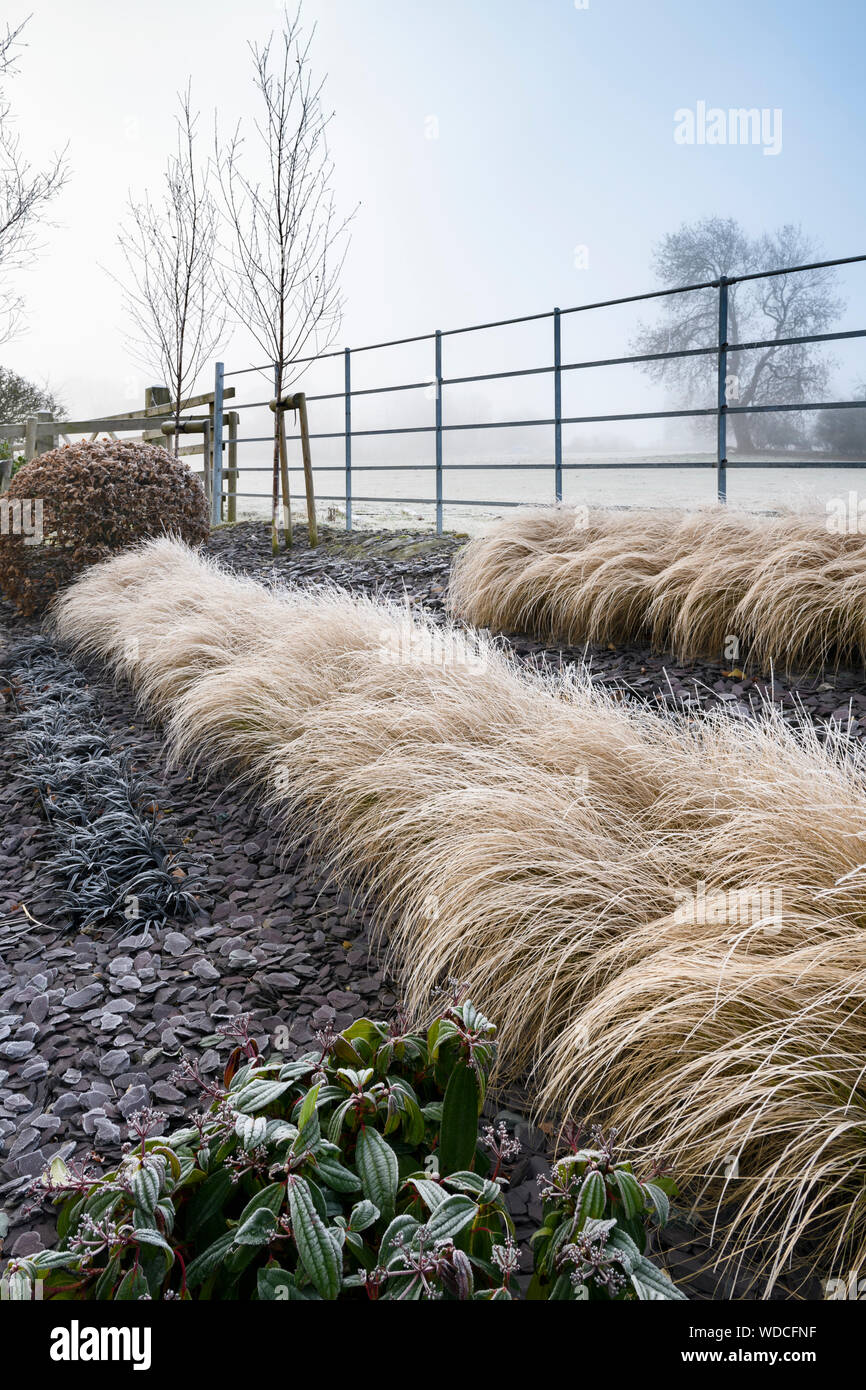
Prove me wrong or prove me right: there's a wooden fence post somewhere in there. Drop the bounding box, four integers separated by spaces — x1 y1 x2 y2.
227 411 238 524
145 385 170 411
277 407 293 547
145 386 171 448
38 410 56 455
202 417 212 513
295 393 318 547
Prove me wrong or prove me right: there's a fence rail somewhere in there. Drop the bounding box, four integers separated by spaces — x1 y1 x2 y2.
4 258 865 531
0 386 236 520
215 253 866 534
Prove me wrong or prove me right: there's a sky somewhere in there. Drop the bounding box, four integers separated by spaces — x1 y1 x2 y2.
2 0 865 509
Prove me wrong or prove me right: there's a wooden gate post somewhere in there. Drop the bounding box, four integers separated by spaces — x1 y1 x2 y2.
276 404 293 547
295 393 318 548
226 411 239 524
268 399 293 547
24 415 38 462
145 385 171 411
202 417 212 513
37 410 56 455
270 393 317 548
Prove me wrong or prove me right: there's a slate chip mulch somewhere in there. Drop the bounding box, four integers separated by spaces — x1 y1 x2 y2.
0 520 853 1296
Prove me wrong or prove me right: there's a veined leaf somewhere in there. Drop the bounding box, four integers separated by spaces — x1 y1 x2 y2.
438 1061 480 1176
576 1170 607 1224
231 1078 294 1114
630 1255 688 1301
444 1171 502 1204
315 1155 363 1193
347 1198 380 1232
187 1168 233 1235
132 1228 175 1266
355 1126 398 1221
380 1214 420 1267
288 1177 342 1301
130 1162 161 1216
295 1082 321 1133
607 1223 641 1272
235 1113 268 1152
185 1231 235 1287
257 1266 318 1301
234 1206 279 1247
613 1168 646 1221
403 1175 448 1211
114 1266 150 1300
643 1180 671 1226
327 1097 355 1145
423 1192 478 1243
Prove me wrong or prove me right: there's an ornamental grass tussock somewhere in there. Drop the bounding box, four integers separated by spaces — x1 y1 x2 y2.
14 1000 682 1300
448 502 866 673
50 536 866 1292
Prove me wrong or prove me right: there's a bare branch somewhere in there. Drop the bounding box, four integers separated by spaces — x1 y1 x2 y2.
115 84 225 453
0 16 69 343
214 2 353 551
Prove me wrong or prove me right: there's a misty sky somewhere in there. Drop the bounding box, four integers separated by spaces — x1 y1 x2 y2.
4 0 865 435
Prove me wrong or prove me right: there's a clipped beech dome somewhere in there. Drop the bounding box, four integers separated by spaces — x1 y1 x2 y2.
0 438 209 614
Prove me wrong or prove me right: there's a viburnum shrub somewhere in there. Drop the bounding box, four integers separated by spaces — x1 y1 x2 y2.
529 1125 686 1300
11 1000 683 1301
0 438 208 615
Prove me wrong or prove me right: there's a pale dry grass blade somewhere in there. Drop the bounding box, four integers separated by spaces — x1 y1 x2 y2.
449 503 866 672
51 537 866 1292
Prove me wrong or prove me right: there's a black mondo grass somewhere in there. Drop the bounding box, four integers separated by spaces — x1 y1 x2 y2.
1 633 198 935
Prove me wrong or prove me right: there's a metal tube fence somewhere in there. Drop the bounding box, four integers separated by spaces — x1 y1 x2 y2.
216 256 866 534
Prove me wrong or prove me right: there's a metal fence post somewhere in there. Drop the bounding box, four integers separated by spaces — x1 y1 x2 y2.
553 307 562 502
716 279 729 504
212 361 224 524
344 347 352 531
435 330 443 535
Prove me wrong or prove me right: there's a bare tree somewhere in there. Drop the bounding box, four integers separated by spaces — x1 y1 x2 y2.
632 219 842 452
117 86 224 453
215 3 350 552
0 17 68 342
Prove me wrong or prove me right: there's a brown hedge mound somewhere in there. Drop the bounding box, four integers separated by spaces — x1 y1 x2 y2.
0 438 209 614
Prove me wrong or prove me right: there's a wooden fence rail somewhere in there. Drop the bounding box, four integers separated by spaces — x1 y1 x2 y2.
0 385 237 524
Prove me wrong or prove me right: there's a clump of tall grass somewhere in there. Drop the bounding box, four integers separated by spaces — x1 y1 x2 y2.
51 538 866 1292
448 503 866 671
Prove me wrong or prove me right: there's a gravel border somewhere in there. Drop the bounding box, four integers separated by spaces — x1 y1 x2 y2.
1 519 845 1298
